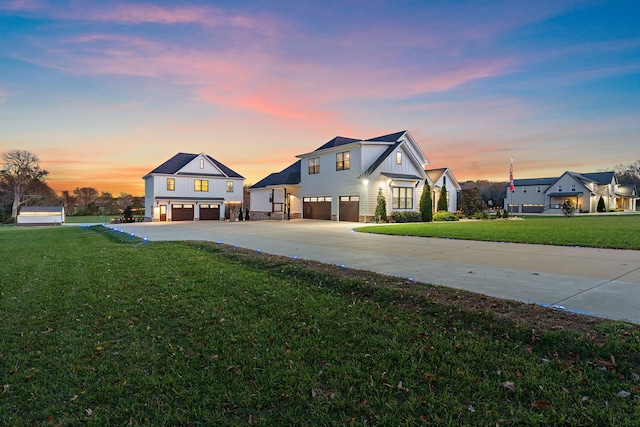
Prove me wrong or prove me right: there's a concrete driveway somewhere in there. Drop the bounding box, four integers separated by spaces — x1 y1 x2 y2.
113 219 640 324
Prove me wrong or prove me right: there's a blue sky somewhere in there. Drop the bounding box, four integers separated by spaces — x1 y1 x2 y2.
1 0 638 195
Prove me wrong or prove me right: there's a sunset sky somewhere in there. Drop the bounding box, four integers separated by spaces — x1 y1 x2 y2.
1 0 638 196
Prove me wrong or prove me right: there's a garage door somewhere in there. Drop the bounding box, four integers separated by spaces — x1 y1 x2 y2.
199 204 220 220
303 197 332 220
171 204 194 221
522 204 544 213
339 196 359 222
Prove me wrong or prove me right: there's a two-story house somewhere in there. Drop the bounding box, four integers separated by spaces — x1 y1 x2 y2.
505 171 637 214
143 152 244 221
249 130 459 222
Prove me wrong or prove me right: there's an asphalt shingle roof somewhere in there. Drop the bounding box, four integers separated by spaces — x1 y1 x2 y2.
250 160 301 188
147 153 243 178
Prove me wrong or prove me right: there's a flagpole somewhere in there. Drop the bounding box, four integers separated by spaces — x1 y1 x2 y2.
509 158 514 215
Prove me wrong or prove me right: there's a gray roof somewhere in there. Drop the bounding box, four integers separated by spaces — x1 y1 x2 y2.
250 160 301 189
147 153 243 178
19 206 64 213
513 178 556 186
365 130 407 142
314 136 360 152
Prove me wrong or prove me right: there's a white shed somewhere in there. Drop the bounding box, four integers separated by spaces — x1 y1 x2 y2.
17 206 65 226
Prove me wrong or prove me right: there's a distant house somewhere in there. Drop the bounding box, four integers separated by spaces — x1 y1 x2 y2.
505 171 637 214
143 153 245 221
17 206 65 226
249 130 460 222
426 168 461 213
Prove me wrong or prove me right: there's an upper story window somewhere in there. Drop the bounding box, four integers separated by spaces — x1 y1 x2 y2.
308 157 320 175
571 184 576 192
523 187 527 193
336 151 350 171
226 181 234 192
194 179 209 192
167 178 175 191
558 185 563 192
396 152 402 165
537 186 541 192
200 158 204 169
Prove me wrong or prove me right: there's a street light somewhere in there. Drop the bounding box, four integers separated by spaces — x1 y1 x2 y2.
363 179 369 223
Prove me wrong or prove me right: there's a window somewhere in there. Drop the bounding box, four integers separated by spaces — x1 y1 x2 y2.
537 186 541 193
200 158 204 169
167 178 175 191
336 151 350 171
558 185 563 192
194 179 209 192
571 184 576 192
226 181 234 192
392 187 413 209
396 152 402 165
308 157 320 174
523 188 527 193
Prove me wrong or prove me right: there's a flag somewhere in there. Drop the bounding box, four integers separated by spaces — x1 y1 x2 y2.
509 158 514 192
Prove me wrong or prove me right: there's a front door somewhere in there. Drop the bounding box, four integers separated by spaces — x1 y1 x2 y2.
160 205 167 222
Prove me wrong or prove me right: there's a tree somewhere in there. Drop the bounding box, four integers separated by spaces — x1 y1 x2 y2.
0 150 49 220
419 181 432 222
459 187 484 217
437 184 448 212
562 200 575 217
614 160 640 188
74 187 98 208
374 187 387 222
597 196 606 212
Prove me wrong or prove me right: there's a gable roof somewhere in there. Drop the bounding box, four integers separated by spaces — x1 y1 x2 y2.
360 141 402 178
513 177 556 187
314 136 360 152
364 130 407 142
425 168 446 183
146 153 243 178
579 171 615 185
250 160 301 189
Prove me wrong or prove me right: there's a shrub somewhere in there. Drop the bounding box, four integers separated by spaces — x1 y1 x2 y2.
597 196 606 212
562 200 575 217
419 181 433 222
388 211 423 223
433 210 459 221
473 211 489 220
437 184 448 211
502 209 509 219
374 187 387 222
494 210 502 219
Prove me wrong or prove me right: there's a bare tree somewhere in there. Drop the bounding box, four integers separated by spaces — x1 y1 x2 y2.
0 150 49 220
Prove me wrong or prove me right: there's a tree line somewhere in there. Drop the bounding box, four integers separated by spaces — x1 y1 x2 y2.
0 149 142 223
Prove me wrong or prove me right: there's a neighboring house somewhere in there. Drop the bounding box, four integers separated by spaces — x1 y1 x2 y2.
426 168 461 213
17 206 65 226
143 153 244 221
250 130 460 222
505 171 637 214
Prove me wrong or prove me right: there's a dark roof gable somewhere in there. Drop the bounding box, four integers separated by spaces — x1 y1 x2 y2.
314 136 360 152
364 130 407 142
250 160 301 188
147 153 243 178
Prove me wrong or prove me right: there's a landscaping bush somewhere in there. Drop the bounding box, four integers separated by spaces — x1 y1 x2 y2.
388 211 422 223
472 211 489 220
433 210 459 221
502 209 509 218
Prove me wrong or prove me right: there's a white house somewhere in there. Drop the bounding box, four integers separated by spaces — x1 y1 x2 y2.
505 171 637 214
426 168 461 213
17 206 65 226
249 130 460 222
143 153 244 221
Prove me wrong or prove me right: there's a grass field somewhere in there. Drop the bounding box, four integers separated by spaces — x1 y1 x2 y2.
64 215 120 224
355 215 640 250
1 226 639 425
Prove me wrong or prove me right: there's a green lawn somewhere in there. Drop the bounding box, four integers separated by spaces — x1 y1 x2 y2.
1 226 639 425
64 215 120 224
355 215 640 250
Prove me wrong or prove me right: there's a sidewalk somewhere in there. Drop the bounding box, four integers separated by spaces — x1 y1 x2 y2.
114 220 640 324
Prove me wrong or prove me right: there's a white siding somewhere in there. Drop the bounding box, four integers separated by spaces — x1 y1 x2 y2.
178 154 225 175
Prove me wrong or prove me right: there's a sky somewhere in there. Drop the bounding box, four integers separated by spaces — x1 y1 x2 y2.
1 0 639 196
